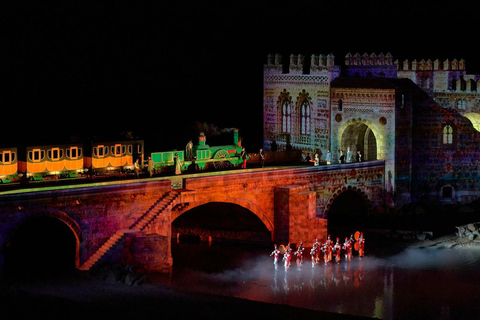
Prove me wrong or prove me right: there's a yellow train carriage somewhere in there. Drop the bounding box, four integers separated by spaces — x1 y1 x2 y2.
0 147 18 183
26 144 83 180
85 140 144 174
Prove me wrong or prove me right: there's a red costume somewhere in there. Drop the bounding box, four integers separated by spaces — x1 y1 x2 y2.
283 243 292 270
294 241 304 267
358 233 365 257
270 244 280 266
323 235 333 263
310 238 321 265
333 238 342 263
342 237 352 261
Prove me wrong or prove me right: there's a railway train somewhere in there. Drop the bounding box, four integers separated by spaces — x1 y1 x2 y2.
0 129 246 184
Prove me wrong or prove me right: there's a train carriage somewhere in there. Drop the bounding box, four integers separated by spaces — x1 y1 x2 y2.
84 140 144 175
0 147 18 183
25 144 84 180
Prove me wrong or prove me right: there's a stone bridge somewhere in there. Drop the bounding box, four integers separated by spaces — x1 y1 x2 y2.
0 161 385 277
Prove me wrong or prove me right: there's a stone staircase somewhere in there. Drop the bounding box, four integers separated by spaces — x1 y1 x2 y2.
78 190 180 271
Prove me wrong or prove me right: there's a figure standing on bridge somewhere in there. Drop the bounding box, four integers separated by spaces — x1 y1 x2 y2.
339 150 345 164
259 148 265 168
186 140 194 159
147 156 154 177
346 147 352 163
174 153 182 175
134 159 141 178
314 153 319 166
326 149 331 164
241 147 247 169
356 150 362 162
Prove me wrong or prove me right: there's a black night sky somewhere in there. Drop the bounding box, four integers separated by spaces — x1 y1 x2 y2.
4 1 478 152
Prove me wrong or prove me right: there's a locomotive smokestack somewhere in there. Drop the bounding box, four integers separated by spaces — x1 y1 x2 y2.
199 132 206 146
233 129 239 145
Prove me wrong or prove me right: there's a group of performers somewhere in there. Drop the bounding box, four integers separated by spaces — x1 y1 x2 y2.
270 232 365 270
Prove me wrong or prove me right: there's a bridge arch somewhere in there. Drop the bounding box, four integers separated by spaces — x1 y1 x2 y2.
3 210 82 276
325 185 372 226
173 197 273 234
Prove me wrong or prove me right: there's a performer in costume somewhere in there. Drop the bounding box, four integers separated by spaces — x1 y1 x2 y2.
333 237 342 263
283 243 292 270
349 234 356 248
270 244 280 267
294 241 304 267
324 235 333 262
358 233 365 257
342 237 352 261
310 238 321 265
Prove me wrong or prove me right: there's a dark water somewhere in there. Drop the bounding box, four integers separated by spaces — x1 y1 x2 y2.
151 240 480 320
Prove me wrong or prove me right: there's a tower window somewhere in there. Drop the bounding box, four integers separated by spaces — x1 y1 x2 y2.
301 101 310 134
443 125 453 144
282 101 291 133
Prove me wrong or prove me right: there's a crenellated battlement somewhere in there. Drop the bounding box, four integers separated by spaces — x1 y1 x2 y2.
344 52 394 66
395 58 466 71
264 53 336 75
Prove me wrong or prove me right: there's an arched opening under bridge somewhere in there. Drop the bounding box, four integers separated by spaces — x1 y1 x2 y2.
3 216 77 280
172 202 271 244
171 202 272 273
327 189 371 237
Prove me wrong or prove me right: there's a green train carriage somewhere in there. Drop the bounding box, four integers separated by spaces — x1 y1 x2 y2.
150 130 246 173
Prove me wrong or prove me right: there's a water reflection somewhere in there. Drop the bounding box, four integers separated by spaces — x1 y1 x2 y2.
164 241 480 319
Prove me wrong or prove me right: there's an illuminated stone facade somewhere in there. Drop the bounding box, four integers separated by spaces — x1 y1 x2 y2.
263 52 480 208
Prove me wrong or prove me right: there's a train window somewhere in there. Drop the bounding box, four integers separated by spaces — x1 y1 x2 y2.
29 149 45 162
94 145 107 157
113 144 123 156
48 148 62 161
1 151 16 164
67 147 81 159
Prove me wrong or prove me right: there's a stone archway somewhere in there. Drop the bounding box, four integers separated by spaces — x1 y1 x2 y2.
3 215 78 278
325 187 372 235
341 122 377 161
172 202 272 243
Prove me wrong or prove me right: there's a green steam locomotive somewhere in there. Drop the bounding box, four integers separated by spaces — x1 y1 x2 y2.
150 129 246 173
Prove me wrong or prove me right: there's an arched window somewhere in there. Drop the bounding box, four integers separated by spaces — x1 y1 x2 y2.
301 101 310 134
338 99 343 111
282 101 291 133
443 125 453 144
